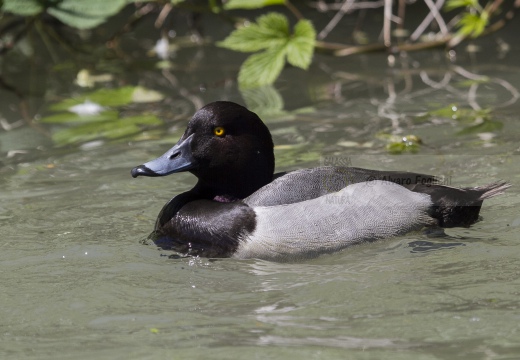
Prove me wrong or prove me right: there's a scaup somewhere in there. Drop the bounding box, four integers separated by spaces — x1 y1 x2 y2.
131 101 510 260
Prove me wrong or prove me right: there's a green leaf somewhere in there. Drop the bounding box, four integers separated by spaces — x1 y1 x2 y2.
2 0 43 15
217 13 289 52
238 47 286 88
444 0 478 11
286 20 315 69
47 0 127 30
220 13 316 88
224 0 285 10
457 120 503 135
457 12 488 37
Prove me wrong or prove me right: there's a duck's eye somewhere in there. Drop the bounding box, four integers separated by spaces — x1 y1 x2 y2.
213 126 225 137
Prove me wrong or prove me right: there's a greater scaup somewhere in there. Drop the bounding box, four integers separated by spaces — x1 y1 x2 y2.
131 101 510 260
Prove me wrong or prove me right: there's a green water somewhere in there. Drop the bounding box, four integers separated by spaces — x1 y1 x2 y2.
1 11 520 360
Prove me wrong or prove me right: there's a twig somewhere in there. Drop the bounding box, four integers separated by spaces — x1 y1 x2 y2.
285 0 304 20
397 0 406 31
410 0 447 41
155 3 173 28
383 0 393 47
309 1 384 11
330 36 452 56
318 0 355 40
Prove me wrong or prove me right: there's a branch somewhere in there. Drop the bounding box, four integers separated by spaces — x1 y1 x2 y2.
318 0 356 40
410 0 447 41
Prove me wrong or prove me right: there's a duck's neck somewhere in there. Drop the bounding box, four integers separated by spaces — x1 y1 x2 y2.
192 173 271 202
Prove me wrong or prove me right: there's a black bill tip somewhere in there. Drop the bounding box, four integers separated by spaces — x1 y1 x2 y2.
131 165 159 178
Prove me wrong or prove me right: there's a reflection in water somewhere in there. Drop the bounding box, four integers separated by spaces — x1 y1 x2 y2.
408 240 465 253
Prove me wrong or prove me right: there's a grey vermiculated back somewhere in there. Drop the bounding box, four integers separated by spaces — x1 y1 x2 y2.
244 166 438 207
236 180 436 261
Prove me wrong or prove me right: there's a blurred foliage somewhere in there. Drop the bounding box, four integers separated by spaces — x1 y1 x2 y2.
2 0 132 29
418 104 503 135
0 0 515 151
39 86 164 146
1 0 512 88
378 134 422 155
445 0 489 37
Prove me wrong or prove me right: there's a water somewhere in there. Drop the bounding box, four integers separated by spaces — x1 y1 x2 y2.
1 11 520 360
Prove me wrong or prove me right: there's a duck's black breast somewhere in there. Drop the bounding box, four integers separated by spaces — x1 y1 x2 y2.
151 192 256 257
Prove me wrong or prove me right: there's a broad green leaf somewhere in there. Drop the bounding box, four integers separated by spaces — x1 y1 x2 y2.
2 0 43 15
52 114 162 146
444 0 478 11
224 0 285 10
286 20 315 69
257 12 290 34
47 0 127 29
217 13 289 52
220 13 316 88
238 47 286 89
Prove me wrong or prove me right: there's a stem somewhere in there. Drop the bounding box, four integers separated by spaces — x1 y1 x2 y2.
383 0 392 47
285 0 304 20
318 0 355 40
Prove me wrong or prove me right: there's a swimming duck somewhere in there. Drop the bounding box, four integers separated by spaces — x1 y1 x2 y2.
131 101 510 261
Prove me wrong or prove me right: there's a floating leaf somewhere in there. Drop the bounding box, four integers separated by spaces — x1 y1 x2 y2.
68 100 106 116
40 110 119 124
132 86 165 103
224 0 285 10
456 77 490 87
52 114 163 146
49 86 163 111
421 104 492 123
457 120 503 135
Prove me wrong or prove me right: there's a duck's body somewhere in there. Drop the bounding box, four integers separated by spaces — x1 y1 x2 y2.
132 102 509 261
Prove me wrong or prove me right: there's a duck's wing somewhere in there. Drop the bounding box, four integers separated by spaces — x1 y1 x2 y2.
236 180 436 261
244 166 439 207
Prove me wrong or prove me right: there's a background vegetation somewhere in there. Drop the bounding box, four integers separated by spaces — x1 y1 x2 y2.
0 0 518 151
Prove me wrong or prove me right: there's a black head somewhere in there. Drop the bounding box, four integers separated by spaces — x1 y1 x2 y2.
131 101 275 200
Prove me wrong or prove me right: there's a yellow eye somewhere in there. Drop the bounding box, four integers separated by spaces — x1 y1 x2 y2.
214 126 225 137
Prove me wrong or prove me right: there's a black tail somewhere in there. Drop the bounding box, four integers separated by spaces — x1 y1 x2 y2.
408 182 511 228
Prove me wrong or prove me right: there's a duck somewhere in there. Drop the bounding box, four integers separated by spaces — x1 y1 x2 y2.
131 101 510 261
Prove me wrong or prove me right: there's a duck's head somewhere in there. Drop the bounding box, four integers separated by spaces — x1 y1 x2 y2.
131 101 275 201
